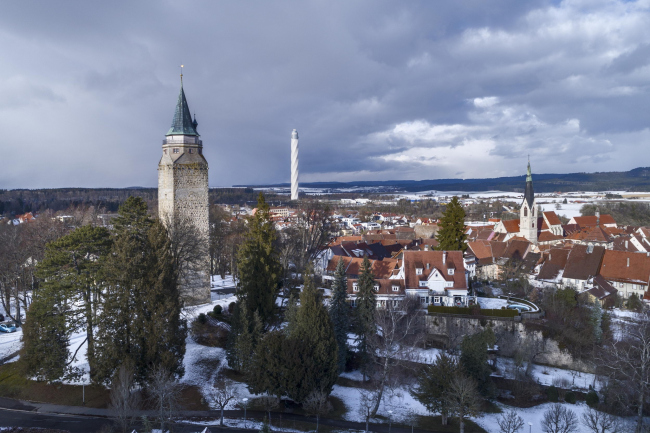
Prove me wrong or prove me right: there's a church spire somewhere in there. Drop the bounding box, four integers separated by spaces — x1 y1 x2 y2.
166 77 199 136
524 159 534 209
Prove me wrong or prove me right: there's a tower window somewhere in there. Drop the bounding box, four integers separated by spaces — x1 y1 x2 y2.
173 148 179 154
189 149 193 154
524 207 528 217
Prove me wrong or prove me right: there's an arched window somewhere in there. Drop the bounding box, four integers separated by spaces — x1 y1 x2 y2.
524 207 528 217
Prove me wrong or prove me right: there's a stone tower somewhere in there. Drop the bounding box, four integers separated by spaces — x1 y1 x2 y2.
158 77 210 304
519 160 538 244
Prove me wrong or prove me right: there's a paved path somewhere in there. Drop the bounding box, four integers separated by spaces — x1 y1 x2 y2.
0 396 476 433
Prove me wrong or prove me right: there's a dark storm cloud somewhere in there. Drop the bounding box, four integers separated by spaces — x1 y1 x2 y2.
0 0 649 189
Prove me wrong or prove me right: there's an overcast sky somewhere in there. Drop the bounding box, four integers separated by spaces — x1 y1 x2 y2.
1 0 650 189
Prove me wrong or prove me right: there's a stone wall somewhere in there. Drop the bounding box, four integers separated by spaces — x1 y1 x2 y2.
158 144 210 305
426 314 593 373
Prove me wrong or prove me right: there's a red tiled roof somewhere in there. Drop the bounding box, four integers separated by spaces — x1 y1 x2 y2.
572 215 616 227
501 219 520 233
563 244 605 280
600 250 650 285
403 250 467 290
538 231 564 242
543 211 562 226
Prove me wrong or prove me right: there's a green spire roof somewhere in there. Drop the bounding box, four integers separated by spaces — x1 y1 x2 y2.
166 83 199 136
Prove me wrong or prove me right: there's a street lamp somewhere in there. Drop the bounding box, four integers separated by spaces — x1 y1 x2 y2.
528 421 533 433
388 410 393 433
242 397 249 428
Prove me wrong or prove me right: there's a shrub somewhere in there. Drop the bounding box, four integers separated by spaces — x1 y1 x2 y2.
213 304 223 315
565 391 576 404
198 313 207 324
547 385 559 402
585 390 599 407
228 302 236 314
427 305 518 318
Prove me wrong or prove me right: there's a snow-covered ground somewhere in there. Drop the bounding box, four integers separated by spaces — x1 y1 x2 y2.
476 402 636 433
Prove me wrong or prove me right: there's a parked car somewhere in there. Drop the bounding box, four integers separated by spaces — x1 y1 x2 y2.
0 323 17 333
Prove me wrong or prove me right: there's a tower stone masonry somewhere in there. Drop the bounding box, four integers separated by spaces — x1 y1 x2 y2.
158 79 210 304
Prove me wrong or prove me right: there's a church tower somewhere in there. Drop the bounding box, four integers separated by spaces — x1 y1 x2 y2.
158 76 210 304
519 160 538 244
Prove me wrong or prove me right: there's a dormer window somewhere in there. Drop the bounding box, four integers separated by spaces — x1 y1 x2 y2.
353 282 358 292
373 284 380 292
416 268 423 275
419 281 428 287
392 285 399 292
448 268 455 275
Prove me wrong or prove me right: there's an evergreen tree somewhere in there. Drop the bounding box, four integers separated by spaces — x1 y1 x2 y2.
355 256 376 380
329 257 349 373
435 196 467 251
22 225 111 381
20 290 68 381
94 197 186 385
412 353 459 426
286 268 339 402
460 328 496 396
228 299 263 373
236 193 281 326
248 330 287 398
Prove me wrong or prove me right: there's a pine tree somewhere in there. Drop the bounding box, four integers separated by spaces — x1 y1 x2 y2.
286 268 339 403
355 256 376 380
22 226 111 377
329 257 349 373
228 299 263 374
436 196 467 251
94 197 186 385
412 353 459 425
236 193 281 326
460 328 495 396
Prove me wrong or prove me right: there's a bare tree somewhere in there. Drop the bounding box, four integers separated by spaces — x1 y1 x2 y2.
541 404 578 433
213 378 238 426
303 389 332 432
497 409 525 433
444 375 482 433
358 388 380 433
110 363 139 433
581 407 621 433
164 214 209 304
258 394 280 427
368 295 425 416
598 310 650 432
147 365 184 433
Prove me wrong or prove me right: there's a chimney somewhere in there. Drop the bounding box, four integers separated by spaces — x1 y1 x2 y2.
426 263 430 270
627 257 630 267
626 240 629 249
443 251 447 264
596 209 600 227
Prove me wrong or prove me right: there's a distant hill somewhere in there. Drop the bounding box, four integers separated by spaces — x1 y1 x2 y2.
239 167 650 193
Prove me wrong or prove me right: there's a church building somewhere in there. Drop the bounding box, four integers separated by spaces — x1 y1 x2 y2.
518 161 537 244
158 76 210 304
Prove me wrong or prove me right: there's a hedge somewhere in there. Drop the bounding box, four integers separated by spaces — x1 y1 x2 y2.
427 305 519 318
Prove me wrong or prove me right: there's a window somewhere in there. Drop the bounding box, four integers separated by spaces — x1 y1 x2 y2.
419 281 427 287
420 297 427 304
434 296 440 303
173 148 179 154
392 285 399 292
448 268 454 275
524 207 528 216
416 268 423 275
189 148 193 154
353 282 358 292
374 284 380 292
